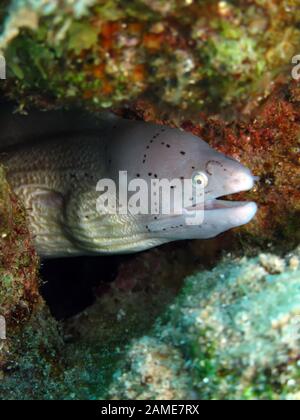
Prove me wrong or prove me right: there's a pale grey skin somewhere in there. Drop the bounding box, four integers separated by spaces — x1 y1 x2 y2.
0 113 257 258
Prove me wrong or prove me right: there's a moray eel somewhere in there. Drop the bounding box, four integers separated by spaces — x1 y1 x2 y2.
0 111 257 258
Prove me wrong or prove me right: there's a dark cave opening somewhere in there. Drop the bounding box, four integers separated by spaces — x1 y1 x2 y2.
40 255 130 321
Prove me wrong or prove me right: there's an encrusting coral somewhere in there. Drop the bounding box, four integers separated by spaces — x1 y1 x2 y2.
108 248 300 400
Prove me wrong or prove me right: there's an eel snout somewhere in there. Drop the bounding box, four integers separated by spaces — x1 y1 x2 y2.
203 166 258 231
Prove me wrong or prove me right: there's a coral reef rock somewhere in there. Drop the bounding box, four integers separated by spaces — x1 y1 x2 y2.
0 165 39 330
108 248 300 400
0 0 299 114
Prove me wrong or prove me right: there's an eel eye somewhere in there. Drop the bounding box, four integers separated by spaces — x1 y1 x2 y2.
192 171 209 188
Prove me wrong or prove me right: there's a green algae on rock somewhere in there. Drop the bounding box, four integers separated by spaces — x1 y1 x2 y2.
0 306 64 399
1 0 299 113
110 337 193 400
108 248 300 400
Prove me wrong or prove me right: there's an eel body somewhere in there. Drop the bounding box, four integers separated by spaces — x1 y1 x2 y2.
0 111 257 258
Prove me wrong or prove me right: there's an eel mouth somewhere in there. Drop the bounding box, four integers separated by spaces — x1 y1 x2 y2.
200 171 258 213
206 199 258 221
185 198 256 212
204 199 253 211
185 199 258 227
183 169 258 223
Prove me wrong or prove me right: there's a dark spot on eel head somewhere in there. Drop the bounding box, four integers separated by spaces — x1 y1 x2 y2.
205 160 223 176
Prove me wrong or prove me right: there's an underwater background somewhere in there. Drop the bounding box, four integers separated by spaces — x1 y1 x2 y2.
0 0 299 400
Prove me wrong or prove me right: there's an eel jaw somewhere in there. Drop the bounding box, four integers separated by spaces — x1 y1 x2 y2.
201 168 258 226
204 199 258 226
183 195 258 233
